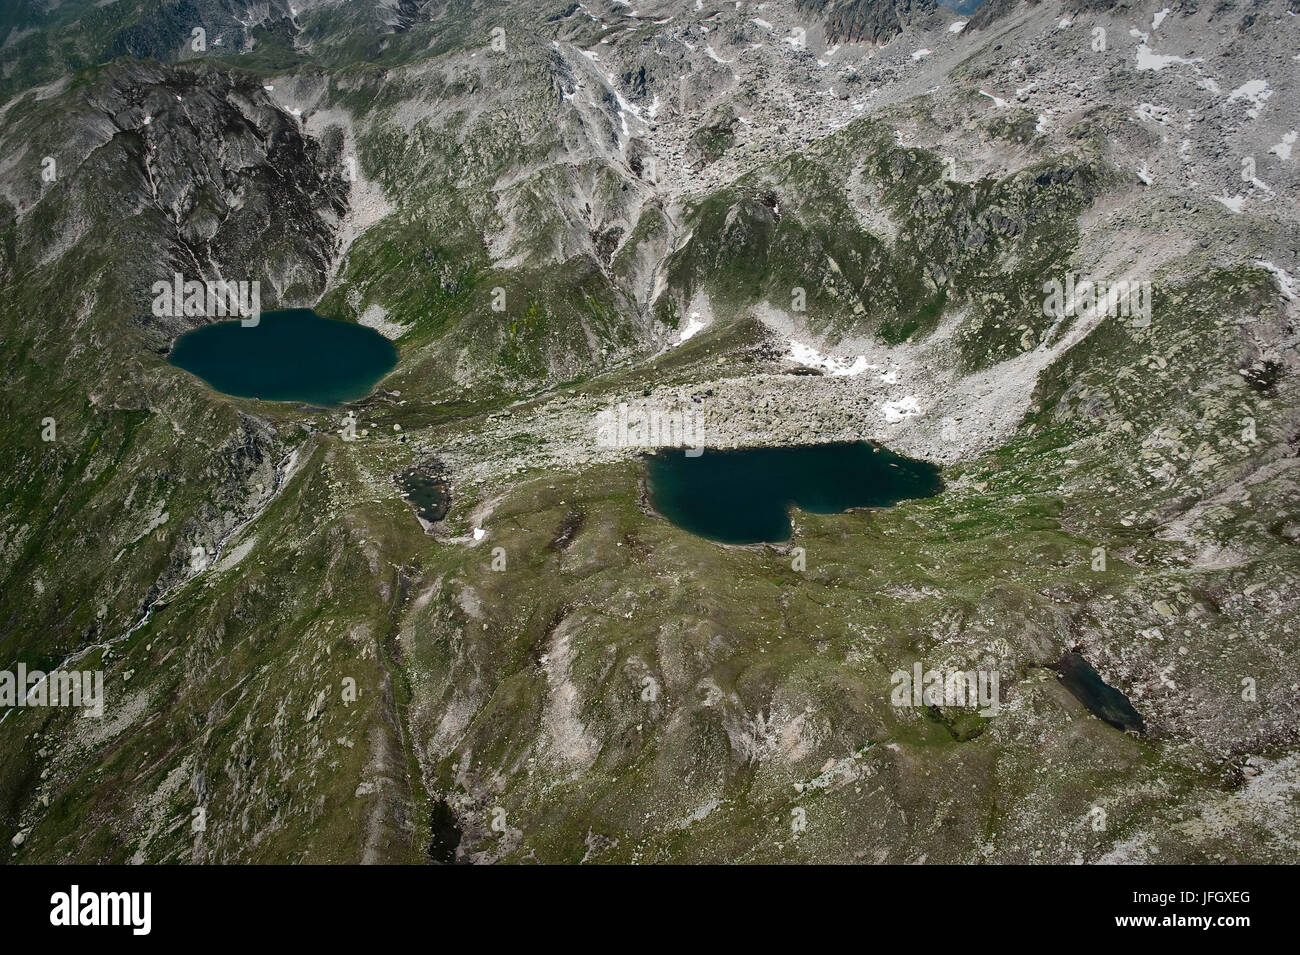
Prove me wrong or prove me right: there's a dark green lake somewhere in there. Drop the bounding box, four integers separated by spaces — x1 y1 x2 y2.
645 441 942 544
397 465 450 524
168 308 398 405
1050 651 1146 734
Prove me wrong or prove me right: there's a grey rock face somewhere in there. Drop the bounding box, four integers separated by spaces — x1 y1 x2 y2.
798 0 939 44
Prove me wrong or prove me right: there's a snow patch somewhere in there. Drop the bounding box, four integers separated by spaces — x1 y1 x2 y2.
788 340 871 377
1134 43 1200 72
1269 130 1297 161
677 311 708 344
1227 80 1272 119
881 396 921 424
1254 260 1298 301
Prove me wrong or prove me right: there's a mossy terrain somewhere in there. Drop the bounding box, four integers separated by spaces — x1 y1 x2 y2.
657 118 1100 370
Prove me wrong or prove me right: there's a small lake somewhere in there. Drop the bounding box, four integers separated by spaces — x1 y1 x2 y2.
1050 651 1146 734
397 464 450 526
645 441 942 544
168 308 398 405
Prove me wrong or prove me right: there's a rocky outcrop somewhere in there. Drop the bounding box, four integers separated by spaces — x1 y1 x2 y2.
797 0 938 44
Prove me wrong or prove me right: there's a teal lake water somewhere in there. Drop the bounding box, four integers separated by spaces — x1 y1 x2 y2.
168 309 398 405
646 441 942 544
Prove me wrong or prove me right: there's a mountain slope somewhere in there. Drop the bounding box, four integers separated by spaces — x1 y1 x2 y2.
1 0 1298 863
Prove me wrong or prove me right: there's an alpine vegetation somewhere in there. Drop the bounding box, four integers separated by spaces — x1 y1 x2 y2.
1042 275 1153 329
891 663 1001 717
